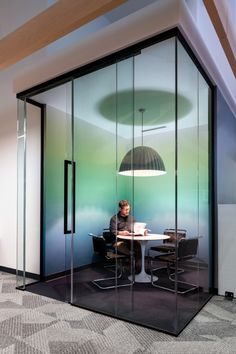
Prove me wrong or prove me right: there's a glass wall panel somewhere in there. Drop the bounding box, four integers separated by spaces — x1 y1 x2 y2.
115 38 178 331
115 57 135 318
176 39 211 332
72 63 119 314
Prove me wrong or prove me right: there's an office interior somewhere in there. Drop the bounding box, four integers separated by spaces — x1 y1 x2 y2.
16 31 213 336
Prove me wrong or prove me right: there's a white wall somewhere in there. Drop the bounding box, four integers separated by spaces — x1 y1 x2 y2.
0 69 18 269
218 204 236 296
0 0 48 270
183 0 236 118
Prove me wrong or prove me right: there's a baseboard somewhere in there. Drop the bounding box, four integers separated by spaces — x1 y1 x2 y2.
0 262 117 283
43 269 71 282
0 266 40 280
0 266 16 275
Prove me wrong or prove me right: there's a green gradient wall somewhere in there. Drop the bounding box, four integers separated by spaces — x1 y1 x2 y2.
44 104 209 276
43 50 210 277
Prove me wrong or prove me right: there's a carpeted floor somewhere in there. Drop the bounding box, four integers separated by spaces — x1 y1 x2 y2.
0 271 236 353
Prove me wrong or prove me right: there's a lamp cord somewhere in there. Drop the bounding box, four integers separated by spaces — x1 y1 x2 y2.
139 108 145 146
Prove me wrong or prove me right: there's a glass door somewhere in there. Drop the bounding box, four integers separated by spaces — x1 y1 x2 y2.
39 82 73 302
17 82 74 302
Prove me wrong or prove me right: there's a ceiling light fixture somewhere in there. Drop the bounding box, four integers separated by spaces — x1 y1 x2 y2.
118 108 166 177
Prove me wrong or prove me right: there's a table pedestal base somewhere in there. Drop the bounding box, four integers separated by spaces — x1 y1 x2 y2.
116 235 169 284
128 272 158 283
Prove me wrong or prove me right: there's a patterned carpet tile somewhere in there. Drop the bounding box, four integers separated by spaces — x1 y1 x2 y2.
22 295 57 309
79 311 118 334
49 341 97 354
149 340 233 354
0 334 18 350
0 272 236 353
2 341 43 354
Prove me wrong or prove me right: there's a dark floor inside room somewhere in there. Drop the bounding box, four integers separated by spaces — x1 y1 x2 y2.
26 259 211 335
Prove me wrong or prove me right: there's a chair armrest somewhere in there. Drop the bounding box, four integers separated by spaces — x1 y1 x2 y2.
88 233 104 239
154 251 175 258
150 244 175 253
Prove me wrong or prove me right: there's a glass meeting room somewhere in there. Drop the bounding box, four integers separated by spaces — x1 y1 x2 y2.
17 33 213 335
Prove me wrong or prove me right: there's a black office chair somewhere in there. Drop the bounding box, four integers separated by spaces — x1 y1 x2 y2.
149 228 187 255
91 234 134 290
150 237 199 294
102 229 116 245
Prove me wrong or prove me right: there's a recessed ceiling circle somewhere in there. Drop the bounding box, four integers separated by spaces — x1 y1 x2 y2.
97 89 192 125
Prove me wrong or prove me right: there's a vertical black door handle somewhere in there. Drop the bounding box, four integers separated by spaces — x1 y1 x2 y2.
64 160 76 234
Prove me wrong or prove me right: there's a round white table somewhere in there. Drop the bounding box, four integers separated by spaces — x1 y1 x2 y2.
117 234 170 283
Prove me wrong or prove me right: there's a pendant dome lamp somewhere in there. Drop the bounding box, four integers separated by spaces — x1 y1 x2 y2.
118 108 166 177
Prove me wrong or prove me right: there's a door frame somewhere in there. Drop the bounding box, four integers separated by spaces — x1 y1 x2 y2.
26 97 45 281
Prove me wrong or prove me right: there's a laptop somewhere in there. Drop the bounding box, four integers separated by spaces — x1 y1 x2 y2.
132 222 147 235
